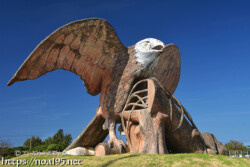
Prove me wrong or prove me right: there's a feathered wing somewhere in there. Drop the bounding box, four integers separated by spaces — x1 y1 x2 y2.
8 18 127 95
153 44 181 94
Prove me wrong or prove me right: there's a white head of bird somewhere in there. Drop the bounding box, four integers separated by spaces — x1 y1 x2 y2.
135 38 165 69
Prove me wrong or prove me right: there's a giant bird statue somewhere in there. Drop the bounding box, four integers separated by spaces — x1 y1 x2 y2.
8 18 180 150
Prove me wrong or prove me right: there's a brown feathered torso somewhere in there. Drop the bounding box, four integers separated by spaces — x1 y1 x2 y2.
100 46 145 117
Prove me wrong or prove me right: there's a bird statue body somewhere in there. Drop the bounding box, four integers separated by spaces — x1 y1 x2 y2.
8 18 180 150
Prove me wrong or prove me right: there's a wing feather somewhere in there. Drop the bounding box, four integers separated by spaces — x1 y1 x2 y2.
8 18 127 95
153 44 181 94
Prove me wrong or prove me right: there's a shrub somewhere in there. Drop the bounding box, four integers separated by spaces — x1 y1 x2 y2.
32 145 48 152
46 144 63 152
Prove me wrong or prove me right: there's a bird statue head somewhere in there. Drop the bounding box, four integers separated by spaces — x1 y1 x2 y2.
135 38 165 69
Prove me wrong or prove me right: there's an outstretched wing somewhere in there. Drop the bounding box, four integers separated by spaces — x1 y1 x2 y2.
8 18 127 95
153 44 181 94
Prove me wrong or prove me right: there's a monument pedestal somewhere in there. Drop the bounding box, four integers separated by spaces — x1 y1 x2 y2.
66 78 226 155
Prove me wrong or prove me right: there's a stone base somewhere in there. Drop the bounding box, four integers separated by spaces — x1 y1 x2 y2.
66 147 95 155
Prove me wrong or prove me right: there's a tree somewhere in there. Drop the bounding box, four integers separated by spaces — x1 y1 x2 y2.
49 129 72 151
0 139 12 148
43 137 52 145
23 136 42 149
22 129 72 152
61 134 72 149
0 139 14 158
41 129 72 151
247 145 250 151
225 140 247 150
52 129 64 144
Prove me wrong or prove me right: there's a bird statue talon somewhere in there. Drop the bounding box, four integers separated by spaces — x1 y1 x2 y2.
108 142 113 149
119 144 124 152
108 137 126 153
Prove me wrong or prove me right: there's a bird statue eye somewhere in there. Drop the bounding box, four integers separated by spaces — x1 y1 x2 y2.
142 41 150 46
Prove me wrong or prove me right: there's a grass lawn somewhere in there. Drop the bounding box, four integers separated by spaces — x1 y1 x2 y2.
1 153 250 167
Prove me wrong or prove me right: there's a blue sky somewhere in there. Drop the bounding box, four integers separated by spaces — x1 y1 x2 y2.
0 0 250 147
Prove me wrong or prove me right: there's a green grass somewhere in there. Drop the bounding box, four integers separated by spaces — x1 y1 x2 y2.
1 153 250 167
